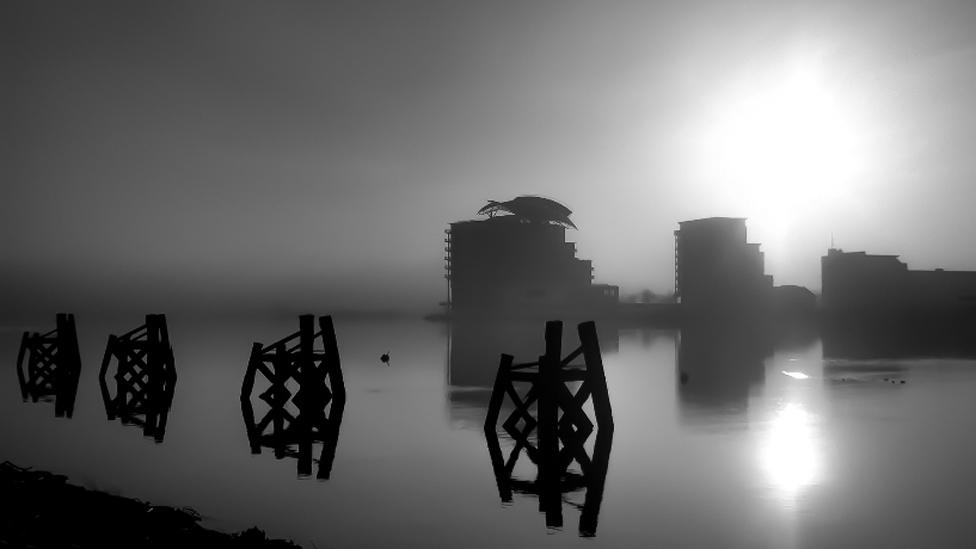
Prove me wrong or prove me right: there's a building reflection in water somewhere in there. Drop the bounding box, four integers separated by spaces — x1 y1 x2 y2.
822 315 976 360
675 320 772 420
677 319 825 506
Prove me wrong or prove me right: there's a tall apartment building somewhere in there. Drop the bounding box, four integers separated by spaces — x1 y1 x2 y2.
445 196 618 313
674 217 773 313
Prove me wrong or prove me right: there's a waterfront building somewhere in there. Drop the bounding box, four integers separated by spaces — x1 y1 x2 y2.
445 196 618 313
821 248 976 312
674 217 773 313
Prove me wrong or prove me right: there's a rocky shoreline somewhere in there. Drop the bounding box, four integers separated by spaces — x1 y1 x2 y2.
0 461 300 548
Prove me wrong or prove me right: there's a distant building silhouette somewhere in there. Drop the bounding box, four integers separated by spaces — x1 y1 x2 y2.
822 248 976 313
674 217 772 313
446 196 618 313
771 284 817 318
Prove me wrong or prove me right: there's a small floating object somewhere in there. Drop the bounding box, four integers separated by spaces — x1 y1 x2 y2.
380 352 390 365
782 371 809 380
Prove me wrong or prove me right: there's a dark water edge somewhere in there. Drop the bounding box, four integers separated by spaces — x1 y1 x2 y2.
0 461 299 548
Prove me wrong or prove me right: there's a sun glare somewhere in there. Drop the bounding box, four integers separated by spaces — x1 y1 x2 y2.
759 402 822 503
702 60 866 222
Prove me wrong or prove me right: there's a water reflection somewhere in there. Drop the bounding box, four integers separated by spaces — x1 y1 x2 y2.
486 426 613 536
822 316 976 359
6 314 976 546
98 315 177 443
758 402 822 500
676 321 772 420
675 319 827 510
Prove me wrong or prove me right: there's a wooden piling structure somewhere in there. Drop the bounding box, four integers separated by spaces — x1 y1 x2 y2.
98 314 177 442
240 314 346 479
15 313 82 418
483 319 615 535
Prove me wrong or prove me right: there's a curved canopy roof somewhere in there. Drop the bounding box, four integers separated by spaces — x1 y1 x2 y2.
477 196 577 229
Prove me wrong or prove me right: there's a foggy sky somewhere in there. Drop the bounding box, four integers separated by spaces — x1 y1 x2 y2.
4 1 976 315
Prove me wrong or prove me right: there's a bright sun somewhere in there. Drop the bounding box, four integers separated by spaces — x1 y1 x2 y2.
702 61 866 221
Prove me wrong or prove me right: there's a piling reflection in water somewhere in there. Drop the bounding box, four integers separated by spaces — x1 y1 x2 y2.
483 320 614 536
241 315 346 480
98 314 176 442
15 313 82 418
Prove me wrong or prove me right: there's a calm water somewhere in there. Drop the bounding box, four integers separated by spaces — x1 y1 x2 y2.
4 314 976 548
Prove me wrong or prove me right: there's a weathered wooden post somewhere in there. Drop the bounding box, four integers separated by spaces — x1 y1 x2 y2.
484 354 513 436
579 427 613 537
240 314 346 479
538 320 563 528
483 319 615 536
98 314 177 442
578 321 613 431
15 313 82 418
54 313 82 418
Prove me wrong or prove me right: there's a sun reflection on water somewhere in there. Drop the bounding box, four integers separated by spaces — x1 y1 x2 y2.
759 402 822 503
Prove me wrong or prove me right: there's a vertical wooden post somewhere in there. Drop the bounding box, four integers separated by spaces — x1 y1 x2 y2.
579 428 613 536
241 343 263 454
54 314 67 417
578 321 613 431
240 344 261 400
298 314 315 382
484 428 514 502
317 314 344 479
297 314 315 470
319 315 345 404
67 313 81 418
144 315 166 438
54 313 81 418
484 353 513 430
160 317 177 435
272 342 287 459
538 320 562 447
99 335 117 419
297 444 313 477
538 320 562 527
16 332 29 401
317 396 345 480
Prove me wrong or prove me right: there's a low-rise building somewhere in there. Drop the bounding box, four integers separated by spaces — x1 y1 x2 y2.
821 248 976 312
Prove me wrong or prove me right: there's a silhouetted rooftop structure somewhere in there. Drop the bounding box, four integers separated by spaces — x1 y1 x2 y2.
477 195 577 229
446 197 617 314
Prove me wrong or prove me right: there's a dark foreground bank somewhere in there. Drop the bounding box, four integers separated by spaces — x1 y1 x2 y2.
0 461 299 548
